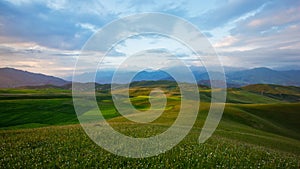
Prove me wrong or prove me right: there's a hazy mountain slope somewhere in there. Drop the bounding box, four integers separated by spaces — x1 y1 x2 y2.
0 68 68 88
227 67 300 86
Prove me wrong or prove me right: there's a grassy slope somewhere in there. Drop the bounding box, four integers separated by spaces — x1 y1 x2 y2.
0 88 118 129
242 84 300 102
0 85 299 168
0 87 71 94
1 119 299 168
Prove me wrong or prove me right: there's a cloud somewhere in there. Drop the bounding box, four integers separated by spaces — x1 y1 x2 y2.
212 0 300 68
190 0 267 29
0 1 109 50
231 0 300 35
0 41 79 77
76 23 98 33
214 36 238 48
0 0 300 76
220 47 300 68
0 0 218 48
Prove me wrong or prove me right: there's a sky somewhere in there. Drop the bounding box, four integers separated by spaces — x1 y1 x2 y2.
0 0 300 77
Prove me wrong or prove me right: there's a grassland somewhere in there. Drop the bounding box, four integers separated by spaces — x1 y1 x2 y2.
0 83 299 168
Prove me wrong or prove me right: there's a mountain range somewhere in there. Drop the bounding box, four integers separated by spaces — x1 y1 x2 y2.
226 67 300 86
69 67 300 87
0 67 300 88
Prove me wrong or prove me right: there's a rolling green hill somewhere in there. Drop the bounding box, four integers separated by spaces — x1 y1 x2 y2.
0 83 299 168
242 84 300 102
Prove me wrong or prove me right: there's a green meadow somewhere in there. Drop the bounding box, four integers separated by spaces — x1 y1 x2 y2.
0 83 299 168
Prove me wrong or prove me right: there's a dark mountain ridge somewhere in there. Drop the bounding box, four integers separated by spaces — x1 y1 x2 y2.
0 67 69 88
